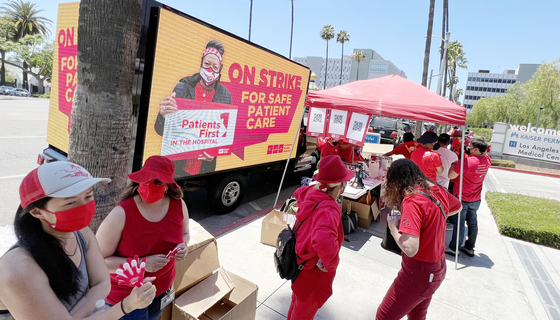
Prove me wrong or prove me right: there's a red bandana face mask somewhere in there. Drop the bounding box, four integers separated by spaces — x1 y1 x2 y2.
138 182 166 203
45 200 96 232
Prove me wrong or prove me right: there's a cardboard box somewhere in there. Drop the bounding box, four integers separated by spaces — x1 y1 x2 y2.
172 268 258 320
174 220 221 296
261 209 296 246
343 198 380 228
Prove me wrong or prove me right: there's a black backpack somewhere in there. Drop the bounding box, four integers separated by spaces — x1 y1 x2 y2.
274 202 321 281
341 210 358 235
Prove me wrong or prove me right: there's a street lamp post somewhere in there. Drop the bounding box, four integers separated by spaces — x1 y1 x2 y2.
424 32 450 96
536 105 544 127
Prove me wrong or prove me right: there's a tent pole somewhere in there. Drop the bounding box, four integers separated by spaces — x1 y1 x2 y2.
454 127 466 269
274 107 307 209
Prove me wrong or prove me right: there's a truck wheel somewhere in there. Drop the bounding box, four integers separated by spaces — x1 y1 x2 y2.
208 173 246 214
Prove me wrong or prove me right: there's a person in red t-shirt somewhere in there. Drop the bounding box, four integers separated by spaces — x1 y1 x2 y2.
97 156 191 320
320 138 362 163
446 138 491 258
383 132 419 159
376 159 461 320
410 131 443 182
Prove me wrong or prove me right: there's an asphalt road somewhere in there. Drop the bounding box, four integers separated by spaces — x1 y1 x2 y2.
0 96 306 228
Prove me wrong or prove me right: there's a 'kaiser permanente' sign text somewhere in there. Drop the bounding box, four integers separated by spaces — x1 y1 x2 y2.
503 127 560 163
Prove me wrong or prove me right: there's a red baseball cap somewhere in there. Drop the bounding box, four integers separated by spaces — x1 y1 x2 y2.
20 161 111 209
313 155 355 184
127 155 179 187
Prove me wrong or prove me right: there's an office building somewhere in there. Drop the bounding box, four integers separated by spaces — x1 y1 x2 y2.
294 49 406 90
463 64 540 112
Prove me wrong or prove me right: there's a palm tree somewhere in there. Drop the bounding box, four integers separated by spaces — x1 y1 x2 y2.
1 0 52 90
336 30 349 85
351 50 366 81
446 40 468 101
418 0 435 139
441 0 449 96
320 25 335 89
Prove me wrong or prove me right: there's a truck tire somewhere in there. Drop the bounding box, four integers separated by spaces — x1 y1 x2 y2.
208 173 246 214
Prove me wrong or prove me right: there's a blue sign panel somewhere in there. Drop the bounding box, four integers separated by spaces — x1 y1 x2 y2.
365 133 380 144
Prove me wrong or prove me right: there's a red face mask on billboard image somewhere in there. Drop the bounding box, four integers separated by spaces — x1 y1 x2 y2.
138 182 167 203
200 67 220 86
44 200 96 232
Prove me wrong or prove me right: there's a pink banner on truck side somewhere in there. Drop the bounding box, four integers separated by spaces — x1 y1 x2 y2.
57 27 78 118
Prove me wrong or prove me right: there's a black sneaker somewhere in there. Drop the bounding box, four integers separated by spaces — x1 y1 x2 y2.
459 246 475 257
445 247 456 256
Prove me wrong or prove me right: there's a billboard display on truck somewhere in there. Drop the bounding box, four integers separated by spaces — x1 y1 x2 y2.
46 3 310 182
144 8 310 179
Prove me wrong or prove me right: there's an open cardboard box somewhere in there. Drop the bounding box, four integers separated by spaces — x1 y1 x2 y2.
260 209 296 246
342 198 380 228
172 268 258 320
174 220 221 296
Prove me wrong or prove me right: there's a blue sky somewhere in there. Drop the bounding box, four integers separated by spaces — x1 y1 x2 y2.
16 0 560 99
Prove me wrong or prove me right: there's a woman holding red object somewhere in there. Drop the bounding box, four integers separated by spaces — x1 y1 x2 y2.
376 159 462 320
0 161 156 319
287 155 354 320
96 156 190 320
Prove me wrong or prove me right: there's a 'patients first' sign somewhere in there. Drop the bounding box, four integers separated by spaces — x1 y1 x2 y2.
503 123 560 163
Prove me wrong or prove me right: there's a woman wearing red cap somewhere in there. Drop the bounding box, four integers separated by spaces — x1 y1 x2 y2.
0 161 156 319
376 159 461 320
154 40 232 177
287 155 354 320
96 156 190 320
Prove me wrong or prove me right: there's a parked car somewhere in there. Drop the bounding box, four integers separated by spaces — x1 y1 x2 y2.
14 88 31 97
0 86 15 95
3 87 17 95
368 117 407 146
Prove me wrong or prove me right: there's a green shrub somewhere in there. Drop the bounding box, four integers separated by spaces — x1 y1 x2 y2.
486 192 560 249
39 92 50 99
490 159 516 168
471 128 492 141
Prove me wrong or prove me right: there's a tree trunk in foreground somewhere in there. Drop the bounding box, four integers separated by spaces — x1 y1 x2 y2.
68 0 142 233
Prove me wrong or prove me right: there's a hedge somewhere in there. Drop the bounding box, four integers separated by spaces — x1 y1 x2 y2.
486 192 560 249
491 159 516 168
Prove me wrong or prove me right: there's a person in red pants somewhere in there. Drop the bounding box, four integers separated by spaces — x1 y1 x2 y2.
287 155 354 320
376 159 462 320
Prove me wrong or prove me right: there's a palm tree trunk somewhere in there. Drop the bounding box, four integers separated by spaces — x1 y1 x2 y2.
22 61 28 90
69 0 143 232
339 43 344 85
441 0 448 97
289 0 293 59
249 0 253 41
356 61 360 81
418 0 435 139
0 50 5 85
323 41 329 89
449 64 456 101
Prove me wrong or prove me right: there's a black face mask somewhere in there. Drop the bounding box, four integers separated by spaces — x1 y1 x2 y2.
332 141 339 146
432 143 440 151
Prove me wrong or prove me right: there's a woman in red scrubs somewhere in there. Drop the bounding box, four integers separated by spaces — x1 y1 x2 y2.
376 159 462 320
287 155 354 320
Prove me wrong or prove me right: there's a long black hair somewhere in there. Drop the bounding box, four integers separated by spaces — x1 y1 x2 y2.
13 198 81 302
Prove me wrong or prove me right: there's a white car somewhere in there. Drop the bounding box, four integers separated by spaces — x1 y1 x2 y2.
14 88 31 97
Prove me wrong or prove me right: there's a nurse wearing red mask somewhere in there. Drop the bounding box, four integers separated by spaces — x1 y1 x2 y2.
154 40 232 177
0 162 156 319
97 156 191 320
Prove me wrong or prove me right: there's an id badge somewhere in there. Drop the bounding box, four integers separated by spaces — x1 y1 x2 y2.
160 290 175 310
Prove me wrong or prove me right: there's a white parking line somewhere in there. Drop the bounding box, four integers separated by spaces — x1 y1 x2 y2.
548 177 560 186
0 136 46 139
248 201 262 211
0 174 26 180
488 169 506 192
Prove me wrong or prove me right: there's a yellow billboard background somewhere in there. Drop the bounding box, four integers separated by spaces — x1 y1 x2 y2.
144 8 310 172
46 2 79 153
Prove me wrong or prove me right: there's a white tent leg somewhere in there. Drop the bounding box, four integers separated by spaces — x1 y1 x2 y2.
454 127 466 269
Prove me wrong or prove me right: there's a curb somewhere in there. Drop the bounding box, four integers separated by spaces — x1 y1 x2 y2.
491 165 560 179
211 202 282 238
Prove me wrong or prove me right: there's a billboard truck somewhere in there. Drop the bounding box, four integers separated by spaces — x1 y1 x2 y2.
41 1 311 213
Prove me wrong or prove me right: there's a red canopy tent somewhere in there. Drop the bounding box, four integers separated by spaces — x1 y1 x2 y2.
305 74 466 126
